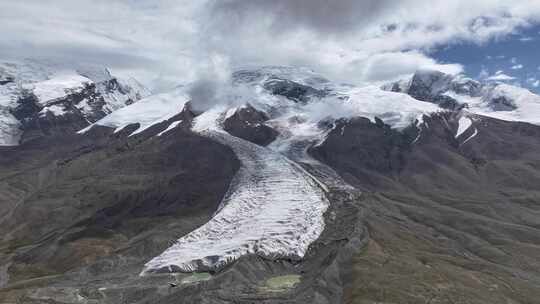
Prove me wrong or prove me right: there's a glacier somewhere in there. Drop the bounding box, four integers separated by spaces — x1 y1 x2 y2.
141 107 329 273
89 67 443 274
83 66 540 274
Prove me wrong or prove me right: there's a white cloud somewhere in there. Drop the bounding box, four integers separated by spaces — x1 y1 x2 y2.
1 1 540 89
511 64 524 69
359 51 463 82
527 77 540 87
481 69 517 82
487 73 516 81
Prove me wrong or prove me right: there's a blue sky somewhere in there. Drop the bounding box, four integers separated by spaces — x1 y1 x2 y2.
432 24 540 93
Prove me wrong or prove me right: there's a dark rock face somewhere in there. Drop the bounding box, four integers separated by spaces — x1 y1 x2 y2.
310 117 416 182
312 113 540 303
487 95 517 111
385 70 486 110
403 71 463 110
0 122 240 301
10 79 138 144
263 78 327 103
0 77 13 85
223 105 278 146
451 78 483 96
407 70 452 99
430 94 463 110
10 90 41 125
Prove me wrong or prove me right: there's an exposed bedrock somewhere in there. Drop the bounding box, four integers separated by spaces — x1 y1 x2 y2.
311 112 540 303
263 77 328 103
0 106 368 303
3 102 540 303
223 104 278 146
0 120 240 302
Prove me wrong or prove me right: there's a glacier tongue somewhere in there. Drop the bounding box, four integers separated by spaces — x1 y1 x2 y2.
141 108 329 273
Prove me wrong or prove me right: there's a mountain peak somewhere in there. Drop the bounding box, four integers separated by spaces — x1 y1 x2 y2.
383 69 540 124
0 60 149 145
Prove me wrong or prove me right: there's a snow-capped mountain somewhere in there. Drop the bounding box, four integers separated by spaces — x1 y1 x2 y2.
0 60 150 145
3 65 540 304
383 69 540 125
76 65 540 275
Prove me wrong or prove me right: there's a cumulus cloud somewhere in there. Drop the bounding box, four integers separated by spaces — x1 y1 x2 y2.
486 70 516 81
488 74 516 81
359 51 463 82
186 54 254 112
208 0 398 35
1 0 540 89
527 77 540 87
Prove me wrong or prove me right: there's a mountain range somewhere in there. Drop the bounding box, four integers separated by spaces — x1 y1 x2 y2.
1 62 540 304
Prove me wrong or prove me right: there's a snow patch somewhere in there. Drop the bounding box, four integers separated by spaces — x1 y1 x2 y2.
0 109 21 146
448 85 540 125
39 104 66 117
157 120 182 136
456 116 472 138
79 89 188 135
304 86 438 129
31 74 91 104
462 128 478 145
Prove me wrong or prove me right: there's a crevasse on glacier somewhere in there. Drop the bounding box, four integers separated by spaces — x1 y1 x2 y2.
141 108 329 273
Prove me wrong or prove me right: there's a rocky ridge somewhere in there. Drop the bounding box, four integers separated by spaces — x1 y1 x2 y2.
1 66 540 303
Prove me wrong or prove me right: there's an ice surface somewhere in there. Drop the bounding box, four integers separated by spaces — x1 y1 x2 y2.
0 79 21 145
446 85 540 125
79 88 188 135
0 108 21 146
32 74 91 105
141 107 329 273
234 68 439 130
338 86 439 128
95 76 151 115
157 120 182 136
